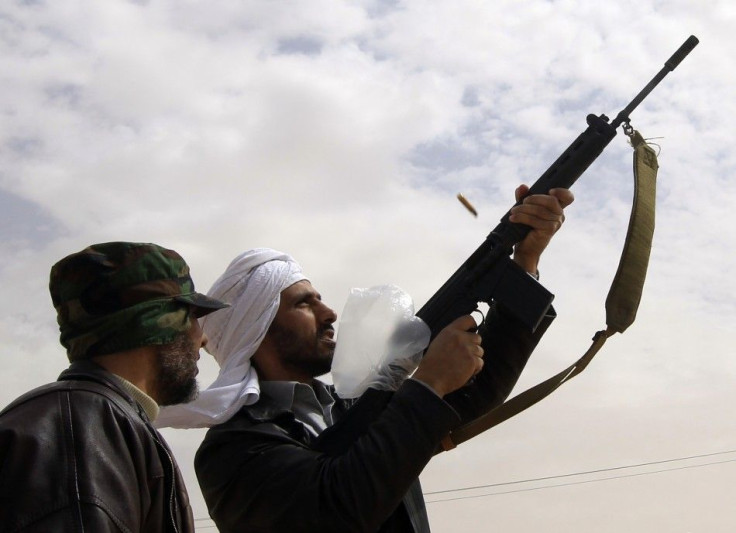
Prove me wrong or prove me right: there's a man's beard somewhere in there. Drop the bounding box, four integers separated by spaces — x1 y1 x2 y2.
269 321 334 378
156 332 200 406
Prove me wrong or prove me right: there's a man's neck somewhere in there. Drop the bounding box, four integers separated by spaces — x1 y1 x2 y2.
114 376 161 421
91 346 160 403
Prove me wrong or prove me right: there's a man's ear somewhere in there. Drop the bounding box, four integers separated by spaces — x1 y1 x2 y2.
250 349 263 374
250 335 275 379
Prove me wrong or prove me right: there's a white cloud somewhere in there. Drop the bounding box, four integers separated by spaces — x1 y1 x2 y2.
1 1 733 531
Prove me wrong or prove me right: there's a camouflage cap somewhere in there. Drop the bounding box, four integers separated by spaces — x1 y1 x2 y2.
49 242 228 361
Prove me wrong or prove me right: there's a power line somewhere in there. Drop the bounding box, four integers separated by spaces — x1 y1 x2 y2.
425 449 736 504
425 448 736 496
426 458 736 503
190 449 736 521
194 516 217 531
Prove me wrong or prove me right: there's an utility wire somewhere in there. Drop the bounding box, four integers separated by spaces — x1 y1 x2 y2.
425 448 736 496
194 516 217 530
426 457 736 503
425 450 736 503
191 450 736 521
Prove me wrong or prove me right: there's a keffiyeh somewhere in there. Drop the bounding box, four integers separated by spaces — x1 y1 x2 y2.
155 248 307 428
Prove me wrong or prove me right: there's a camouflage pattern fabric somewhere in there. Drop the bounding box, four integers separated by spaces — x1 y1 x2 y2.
49 242 227 361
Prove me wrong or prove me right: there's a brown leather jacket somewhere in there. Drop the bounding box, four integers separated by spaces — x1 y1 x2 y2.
0 361 194 533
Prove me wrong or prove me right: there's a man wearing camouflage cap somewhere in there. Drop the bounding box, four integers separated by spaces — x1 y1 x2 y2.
0 242 228 532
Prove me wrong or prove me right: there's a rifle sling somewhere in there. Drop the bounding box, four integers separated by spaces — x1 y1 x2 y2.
442 130 658 451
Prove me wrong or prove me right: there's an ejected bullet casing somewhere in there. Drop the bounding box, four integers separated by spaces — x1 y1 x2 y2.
457 193 478 217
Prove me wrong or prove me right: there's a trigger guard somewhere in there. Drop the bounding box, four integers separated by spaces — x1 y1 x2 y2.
470 309 485 331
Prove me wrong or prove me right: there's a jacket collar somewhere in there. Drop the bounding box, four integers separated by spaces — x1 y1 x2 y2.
245 380 337 422
58 360 146 418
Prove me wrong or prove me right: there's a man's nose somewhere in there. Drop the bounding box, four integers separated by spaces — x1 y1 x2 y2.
318 301 337 324
190 314 208 348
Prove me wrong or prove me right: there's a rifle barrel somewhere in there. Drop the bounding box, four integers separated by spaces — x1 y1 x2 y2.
613 35 699 128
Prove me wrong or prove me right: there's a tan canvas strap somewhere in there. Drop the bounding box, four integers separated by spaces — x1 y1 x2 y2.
606 129 658 332
442 129 658 451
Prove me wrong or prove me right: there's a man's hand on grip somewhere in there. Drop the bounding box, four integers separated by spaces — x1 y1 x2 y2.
412 315 484 397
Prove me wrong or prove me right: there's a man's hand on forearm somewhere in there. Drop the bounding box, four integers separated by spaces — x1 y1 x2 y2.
510 185 574 273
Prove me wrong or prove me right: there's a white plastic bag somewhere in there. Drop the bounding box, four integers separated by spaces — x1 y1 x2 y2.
331 285 431 399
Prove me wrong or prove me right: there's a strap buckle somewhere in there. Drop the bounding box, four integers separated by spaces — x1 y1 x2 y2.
622 119 635 137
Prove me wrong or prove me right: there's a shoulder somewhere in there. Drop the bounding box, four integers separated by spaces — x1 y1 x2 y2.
201 402 306 448
0 376 153 460
196 401 313 476
0 379 160 532
1 378 138 423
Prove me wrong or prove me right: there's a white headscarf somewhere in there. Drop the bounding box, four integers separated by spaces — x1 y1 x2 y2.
155 248 307 429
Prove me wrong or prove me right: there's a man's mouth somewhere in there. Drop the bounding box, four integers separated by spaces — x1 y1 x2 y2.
320 328 336 344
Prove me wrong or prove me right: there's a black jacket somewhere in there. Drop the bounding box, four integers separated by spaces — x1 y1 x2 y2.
0 361 194 533
195 305 554 533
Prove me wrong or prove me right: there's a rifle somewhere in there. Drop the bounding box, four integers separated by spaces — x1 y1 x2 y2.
416 35 699 337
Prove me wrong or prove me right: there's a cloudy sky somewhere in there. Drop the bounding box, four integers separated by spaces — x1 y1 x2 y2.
2 1 734 531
